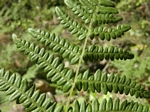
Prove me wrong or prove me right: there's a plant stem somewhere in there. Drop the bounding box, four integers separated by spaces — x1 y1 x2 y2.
65 6 99 112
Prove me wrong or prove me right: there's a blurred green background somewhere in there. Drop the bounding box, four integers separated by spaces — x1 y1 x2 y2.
0 0 150 111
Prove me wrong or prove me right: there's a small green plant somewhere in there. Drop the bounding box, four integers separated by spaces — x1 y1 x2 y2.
0 0 150 112
0 0 64 33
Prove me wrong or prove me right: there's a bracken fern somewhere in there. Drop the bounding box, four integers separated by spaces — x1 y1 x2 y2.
0 0 150 112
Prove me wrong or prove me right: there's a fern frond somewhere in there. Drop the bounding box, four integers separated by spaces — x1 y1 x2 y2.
79 0 95 10
65 0 92 24
97 6 119 14
90 25 131 40
76 69 150 98
58 0 129 41
12 34 74 92
0 68 63 112
2 68 148 112
55 7 88 40
28 28 81 64
65 0 121 25
83 45 134 61
68 98 150 112
80 0 118 14
98 0 115 7
92 14 123 25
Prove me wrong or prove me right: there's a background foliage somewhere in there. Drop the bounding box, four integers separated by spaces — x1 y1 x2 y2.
0 0 150 111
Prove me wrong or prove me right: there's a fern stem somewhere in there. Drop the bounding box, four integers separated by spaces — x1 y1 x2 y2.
65 6 98 112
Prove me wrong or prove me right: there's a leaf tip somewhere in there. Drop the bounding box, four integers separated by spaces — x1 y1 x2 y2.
12 34 18 41
28 28 34 33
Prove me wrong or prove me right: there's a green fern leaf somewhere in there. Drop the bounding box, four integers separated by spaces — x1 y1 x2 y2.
0 68 59 112
65 0 92 24
12 35 74 92
98 0 115 7
92 14 123 25
90 25 131 40
1 0 149 111
76 69 150 98
55 7 88 40
83 45 134 61
28 28 82 64
79 0 95 10
97 6 119 14
68 98 150 112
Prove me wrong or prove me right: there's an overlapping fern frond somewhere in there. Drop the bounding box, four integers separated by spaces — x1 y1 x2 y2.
76 69 150 98
28 28 82 64
12 34 149 99
0 0 149 111
0 68 149 111
0 68 63 112
13 35 74 92
68 98 150 112
56 0 131 41
27 28 134 64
